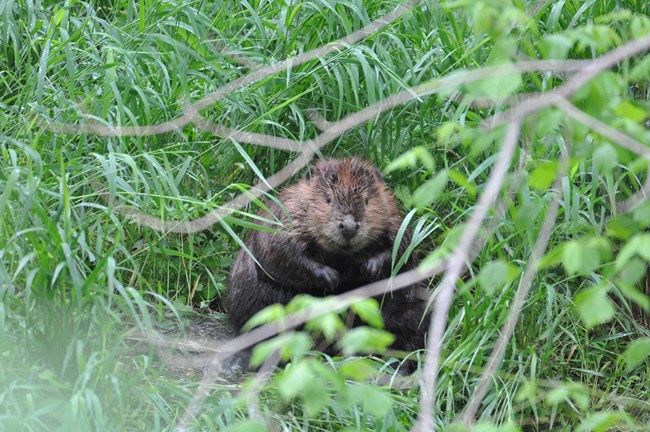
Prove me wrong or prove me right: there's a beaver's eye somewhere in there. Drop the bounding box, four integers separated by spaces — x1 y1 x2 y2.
365 197 369 205
326 196 332 204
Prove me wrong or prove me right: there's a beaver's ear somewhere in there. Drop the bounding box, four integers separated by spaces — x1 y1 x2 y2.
304 159 326 181
355 158 384 182
304 165 316 181
371 165 384 181
348 157 382 180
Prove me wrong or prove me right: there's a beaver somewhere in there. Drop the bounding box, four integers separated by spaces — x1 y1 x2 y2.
216 157 429 366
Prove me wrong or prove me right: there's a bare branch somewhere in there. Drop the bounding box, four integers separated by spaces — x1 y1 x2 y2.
222 51 261 69
211 37 263 69
413 120 522 432
459 144 568 424
46 0 423 137
221 50 262 70
44 55 592 138
104 59 602 234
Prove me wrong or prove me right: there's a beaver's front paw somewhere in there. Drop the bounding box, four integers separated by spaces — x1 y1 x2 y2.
362 254 389 280
313 265 340 290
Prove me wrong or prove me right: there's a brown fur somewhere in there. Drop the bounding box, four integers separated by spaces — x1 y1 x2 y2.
214 158 429 365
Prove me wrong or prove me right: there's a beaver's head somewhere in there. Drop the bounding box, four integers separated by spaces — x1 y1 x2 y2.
303 158 392 254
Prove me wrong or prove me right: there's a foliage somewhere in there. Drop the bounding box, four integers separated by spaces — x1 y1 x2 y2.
1 0 649 430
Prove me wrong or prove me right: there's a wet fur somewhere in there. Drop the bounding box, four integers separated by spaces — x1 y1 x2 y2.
219 158 429 360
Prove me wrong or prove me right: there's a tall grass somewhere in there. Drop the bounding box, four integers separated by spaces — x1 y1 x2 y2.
1 0 649 430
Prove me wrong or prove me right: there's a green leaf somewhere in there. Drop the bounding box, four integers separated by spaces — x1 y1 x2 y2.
478 260 519 295
578 411 623 432
468 422 498 432
496 421 523 432
277 361 330 418
574 72 624 109
562 240 601 276
545 383 589 409
351 299 384 329
618 282 650 311
338 327 395 355
338 358 379 380
420 238 454 272
529 161 558 191
534 108 565 137
574 285 615 328
515 380 538 403
615 233 650 271
410 170 448 209
250 332 313 367
632 201 650 227
539 34 573 60
384 146 435 173
613 101 647 123
243 304 285 331
539 244 565 269
304 312 345 341
617 257 647 285
467 422 522 432
464 67 522 100
448 169 476 196
631 15 650 38
286 294 324 312
622 337 650 372
545 385 570 406
301 374 330 417
593 144 618 173
572 25 618 53
277 362 313 399
347 384 393 418
630 55 650 81
437 122 464 143
223 420 267 432
606 215 640 240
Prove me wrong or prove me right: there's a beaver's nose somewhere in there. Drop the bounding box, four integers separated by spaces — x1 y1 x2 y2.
339 215 360 240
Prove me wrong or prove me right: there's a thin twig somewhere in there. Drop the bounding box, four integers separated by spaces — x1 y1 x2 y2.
554 97 650 160
173 263 436 431
187 109 303 152
459 142 568 424
306 108 334 131
488 34 650 128
413 120 522 432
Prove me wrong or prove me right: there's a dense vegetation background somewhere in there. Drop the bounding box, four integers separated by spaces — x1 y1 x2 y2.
1 0 649 430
